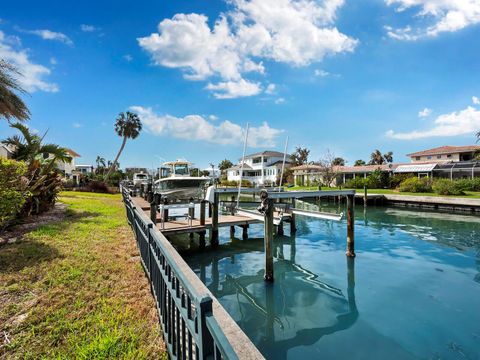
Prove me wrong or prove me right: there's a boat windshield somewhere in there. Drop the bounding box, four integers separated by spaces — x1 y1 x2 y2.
174 164 189 175
135 174 147 179
157 179 206 190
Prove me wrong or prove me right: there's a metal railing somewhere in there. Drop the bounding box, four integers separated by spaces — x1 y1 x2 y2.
121 186 263 360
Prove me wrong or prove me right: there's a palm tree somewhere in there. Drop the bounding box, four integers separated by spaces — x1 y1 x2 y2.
332 157 346 166
0 60 30 123
369 149 384 165
354 159 366 166
96 155 106 168
104 111 142 181
383 151 393 163
4 122 72 164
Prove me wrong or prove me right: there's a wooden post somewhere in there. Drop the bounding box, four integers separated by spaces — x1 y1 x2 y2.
200 200 206 226
346 194 355 257
242 225 248 240
290 198 297 234
210 192 219 246
198 231 206 249
230 195 235 237
264 197 274 282
162 198 169 222
364 186 367 207
150 193 157 224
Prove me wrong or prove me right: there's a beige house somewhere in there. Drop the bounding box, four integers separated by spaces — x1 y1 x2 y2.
0 144 15 159
407 145 480 163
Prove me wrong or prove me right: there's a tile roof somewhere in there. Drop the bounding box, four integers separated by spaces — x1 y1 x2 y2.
66 148 81 157
242 151 290 159
407 145 480 157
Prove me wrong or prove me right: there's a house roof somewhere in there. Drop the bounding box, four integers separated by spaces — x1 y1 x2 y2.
407 145 480 157
1 144 15 154
66 148 81 157
394 163 437 173
242 151 290 159
227 163 253 171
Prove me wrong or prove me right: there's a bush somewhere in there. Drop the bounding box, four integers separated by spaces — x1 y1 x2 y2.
389 174 413 189
219 179 253 188
345 177 367 189
455 178 480 192
86 180 111 193
399 177 433 193
432 179 465 196
0 159 29 230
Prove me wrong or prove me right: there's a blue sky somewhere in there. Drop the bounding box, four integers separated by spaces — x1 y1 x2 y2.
1 0 479 169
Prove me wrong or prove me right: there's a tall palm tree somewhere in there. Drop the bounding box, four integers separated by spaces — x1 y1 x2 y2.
368 149 384 165
0 60 30 123
4 122 72 164
383 151 393 163
104 111 142 181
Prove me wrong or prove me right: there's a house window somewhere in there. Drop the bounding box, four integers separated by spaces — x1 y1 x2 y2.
447 154 452 158
415 156 421 160
43 152 49 159
437 155 442 159
427 156 432 160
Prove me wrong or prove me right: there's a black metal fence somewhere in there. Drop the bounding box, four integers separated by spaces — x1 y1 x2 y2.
121 187 259 360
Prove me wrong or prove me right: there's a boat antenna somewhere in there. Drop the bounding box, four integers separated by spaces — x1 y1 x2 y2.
278 136 289 192
236 123 249 210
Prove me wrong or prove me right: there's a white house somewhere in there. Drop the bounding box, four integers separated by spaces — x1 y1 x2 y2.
226 151 292 186
75 164 94 174
0 144 15 159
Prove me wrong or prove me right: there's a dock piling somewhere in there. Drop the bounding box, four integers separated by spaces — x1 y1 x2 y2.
346 194 355 257
150 192 157 224
230 195 235 238
264 195 274 282
210 192 219 246
200 200 206 226
290 198 297 234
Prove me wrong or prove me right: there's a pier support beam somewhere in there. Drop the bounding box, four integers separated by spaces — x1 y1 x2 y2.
150 192 157 224
210 192 219 246
242 225 248 240
230 195 235 238
264 196 274 282
290 198 297 234
162 198 169 222
346 194 355 257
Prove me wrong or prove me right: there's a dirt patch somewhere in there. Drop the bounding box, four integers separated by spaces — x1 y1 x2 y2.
0 203 68 245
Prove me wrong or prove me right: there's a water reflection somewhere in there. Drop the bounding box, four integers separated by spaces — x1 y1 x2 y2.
187 235 358 359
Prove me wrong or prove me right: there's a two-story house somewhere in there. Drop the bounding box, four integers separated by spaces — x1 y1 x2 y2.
226 151 292 186
407 145 480 163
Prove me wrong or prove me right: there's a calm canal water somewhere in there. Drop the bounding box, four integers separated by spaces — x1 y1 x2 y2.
180 203 480 360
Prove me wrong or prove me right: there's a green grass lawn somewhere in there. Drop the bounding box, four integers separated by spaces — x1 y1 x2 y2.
286 186 480 199
0 192 166 359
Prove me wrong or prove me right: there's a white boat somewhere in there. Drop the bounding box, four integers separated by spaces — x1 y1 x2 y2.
132 172 150 187
154 160 211 201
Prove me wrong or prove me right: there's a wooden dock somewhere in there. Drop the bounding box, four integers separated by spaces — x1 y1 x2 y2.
131 196 265 236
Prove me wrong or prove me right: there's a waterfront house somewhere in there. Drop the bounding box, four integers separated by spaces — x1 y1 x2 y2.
0 144 15 159
226 150 292 186
407 145 480 163
75 164 94 174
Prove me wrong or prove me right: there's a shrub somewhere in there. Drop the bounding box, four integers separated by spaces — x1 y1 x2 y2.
399 177 433 193
432 179 465 196
86 180 111 193
455 178 480 192
0 158 29 230
219 179 253 188
345 177 367 189
389 174 413 189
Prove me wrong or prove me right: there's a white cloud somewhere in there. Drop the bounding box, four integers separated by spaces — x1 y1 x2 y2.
314 69 330 77
138 0 357 98
265 83 276 94
80 24 98 32
385 0 480 40
418 107 432 117
205 79 262 99
24 29 73 45
123 54 133 62
130 106 283 147
473 96 480 105
209 115 219 121
0 31 59 92
275 97 286 104
387 104 480 140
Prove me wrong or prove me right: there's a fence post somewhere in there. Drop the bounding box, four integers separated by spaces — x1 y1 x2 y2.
150 194 157 224
147 223 153 277
198 296 214 359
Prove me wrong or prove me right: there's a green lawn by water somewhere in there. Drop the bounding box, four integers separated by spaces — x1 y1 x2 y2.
0 192 166 359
